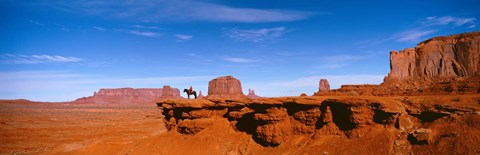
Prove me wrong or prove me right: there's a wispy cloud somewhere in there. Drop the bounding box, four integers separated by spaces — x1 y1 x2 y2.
0 54 83 64
132 25 160 29
175 34 193 41
394 16 477 42
424 16 476 27
223 57 261 63
93 26 106 31
225 27 288 43
357 16 478 46
52 1 313 23
29 20 45 26
394 29 437 42
129 30 160 37
276 51 304 56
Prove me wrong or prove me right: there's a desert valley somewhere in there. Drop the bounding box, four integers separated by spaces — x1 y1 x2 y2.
1 32 480 154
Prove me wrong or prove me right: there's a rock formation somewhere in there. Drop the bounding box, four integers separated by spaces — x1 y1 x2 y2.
319 79 330 92
74 86 181 104
247 89 260 99
387 31 480 79
315 31 480 96
157 95 480 154
197 91 205 99
206 76 246 99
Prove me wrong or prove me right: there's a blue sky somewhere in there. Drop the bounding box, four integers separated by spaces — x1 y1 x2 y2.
1 0 479 101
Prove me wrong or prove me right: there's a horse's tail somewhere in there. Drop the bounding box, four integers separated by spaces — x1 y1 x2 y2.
193 91 197 99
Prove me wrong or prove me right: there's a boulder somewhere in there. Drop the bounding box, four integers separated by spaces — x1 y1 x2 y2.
408 128 432 145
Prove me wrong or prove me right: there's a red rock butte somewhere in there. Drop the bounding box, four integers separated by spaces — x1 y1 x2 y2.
206 76 246 99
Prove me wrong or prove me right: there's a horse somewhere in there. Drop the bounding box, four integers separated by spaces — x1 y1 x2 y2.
183 89 197 99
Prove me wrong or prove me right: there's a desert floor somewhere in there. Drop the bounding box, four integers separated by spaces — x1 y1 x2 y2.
0 103 166 154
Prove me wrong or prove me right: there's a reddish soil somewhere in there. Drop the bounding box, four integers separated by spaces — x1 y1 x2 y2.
0 102 165 154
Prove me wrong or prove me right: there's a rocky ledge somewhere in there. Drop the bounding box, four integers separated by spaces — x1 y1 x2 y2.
157 95 480 154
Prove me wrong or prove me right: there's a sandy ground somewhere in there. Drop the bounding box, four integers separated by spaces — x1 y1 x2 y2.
0 103 166 154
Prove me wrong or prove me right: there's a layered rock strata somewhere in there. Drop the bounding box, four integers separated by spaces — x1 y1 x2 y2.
316 32 480 96
157 95 480 154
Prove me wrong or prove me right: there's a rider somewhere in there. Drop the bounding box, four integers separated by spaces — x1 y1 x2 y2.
189 86 193 94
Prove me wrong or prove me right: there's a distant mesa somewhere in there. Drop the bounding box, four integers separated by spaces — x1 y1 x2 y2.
206 76 246 99
247 89 261 99
74 85 181 104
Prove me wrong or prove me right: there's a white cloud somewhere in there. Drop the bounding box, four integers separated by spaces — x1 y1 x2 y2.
175 34 193 41
394 29 437 42
132 25 159 29
424 16 476 27
52 1 313 23
223 57 260 63
0 54 83 64
129 30 159 37
357 16 477 46
276 51 303 56
93 26 105 31
225 27 288 43
29 20 45 26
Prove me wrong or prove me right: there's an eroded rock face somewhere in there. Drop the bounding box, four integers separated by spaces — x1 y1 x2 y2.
388 32 480 79
319 79 330 92
206 76 246 99
157 97 480 151
74 86 181 104
314 32 480 96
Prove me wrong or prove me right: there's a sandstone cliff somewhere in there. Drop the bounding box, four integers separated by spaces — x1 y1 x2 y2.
157 95 480 154
388 31 480 79
316 32 480 96
74 86 181 104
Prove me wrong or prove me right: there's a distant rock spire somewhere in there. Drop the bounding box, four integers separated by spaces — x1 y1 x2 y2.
319 79 330 92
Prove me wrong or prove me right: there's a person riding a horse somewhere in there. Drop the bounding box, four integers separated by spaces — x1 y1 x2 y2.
184 86 197 99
